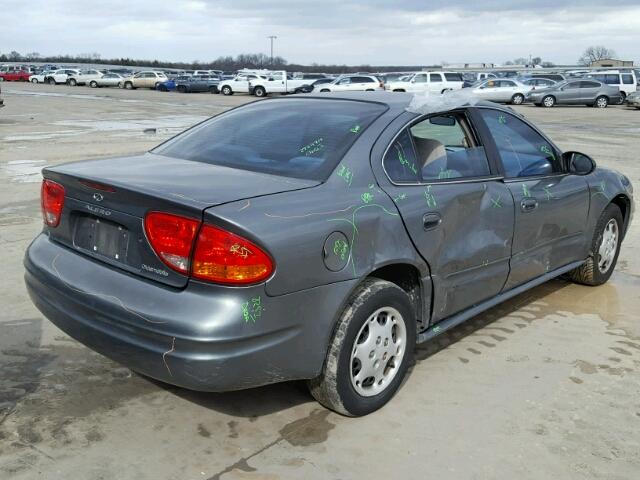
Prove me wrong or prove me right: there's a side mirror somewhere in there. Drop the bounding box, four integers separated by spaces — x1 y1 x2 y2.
564 151 596 175
410 79 416 83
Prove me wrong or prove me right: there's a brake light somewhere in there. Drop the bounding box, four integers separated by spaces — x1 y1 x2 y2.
144 212 200 274
192 225 273 284
41 179 65 227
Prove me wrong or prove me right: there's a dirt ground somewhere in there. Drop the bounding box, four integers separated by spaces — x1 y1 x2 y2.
1 82 639 480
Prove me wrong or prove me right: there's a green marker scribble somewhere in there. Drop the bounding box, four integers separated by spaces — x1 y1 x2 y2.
336 164 354 186
592 180 607 198
432 325 442 334
241 296 263 323
438 168 455 179
522 183 531 197
350 125 361 134
393 193 407 202
498 114 507 125
300 138 324 157
361 192 374 204
491 195 503 208
333 239 349 260
424 185 437 208
540 144 554 159
542 186 554 201
396 146 418 175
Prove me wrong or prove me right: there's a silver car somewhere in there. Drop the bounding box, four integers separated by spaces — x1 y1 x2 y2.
91 73 124 88
468 79 532 105
528 79 622 108
626 91 640 109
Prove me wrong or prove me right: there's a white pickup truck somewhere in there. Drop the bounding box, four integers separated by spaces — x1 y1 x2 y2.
384 71 464 94
248 71 308 97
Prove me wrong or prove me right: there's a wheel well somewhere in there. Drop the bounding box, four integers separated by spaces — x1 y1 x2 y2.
368 264 424 330
611 194 631 236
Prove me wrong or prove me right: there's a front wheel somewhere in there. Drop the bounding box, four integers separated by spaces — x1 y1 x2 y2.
89 81 98 88
542 95 555 108
320 88 330 92
617 92 626 105
308 278 416 416
31 78 38 83
221 86 232 95
567 203 623 286
511 93 525 105
68 78 77 86
595 96 609 108
47 78 56 85
124 82 134 90
176 85 187 93
253 86 267 97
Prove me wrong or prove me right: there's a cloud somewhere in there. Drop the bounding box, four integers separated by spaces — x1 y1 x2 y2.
0 0 638 65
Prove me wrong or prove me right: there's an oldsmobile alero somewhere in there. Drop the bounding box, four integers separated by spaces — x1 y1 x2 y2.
25 92 634 416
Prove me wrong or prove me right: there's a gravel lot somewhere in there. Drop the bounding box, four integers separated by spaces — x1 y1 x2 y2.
1 82 639 480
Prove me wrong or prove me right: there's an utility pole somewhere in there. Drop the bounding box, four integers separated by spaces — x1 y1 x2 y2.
267 36 277 65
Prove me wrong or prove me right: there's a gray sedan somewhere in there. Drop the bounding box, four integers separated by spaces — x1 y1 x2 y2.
528 79 622 108
25 92 634 416
90 73 124 88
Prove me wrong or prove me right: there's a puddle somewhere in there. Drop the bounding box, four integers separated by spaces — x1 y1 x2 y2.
1 160 47 183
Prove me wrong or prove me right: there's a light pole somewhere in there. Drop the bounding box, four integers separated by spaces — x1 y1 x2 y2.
267 35 277 66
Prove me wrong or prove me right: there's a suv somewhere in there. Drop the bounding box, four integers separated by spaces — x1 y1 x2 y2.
45 69 81 85
175 75 220 93
587 70 637 103
121 71 168 90
313 75 384 92
67 69 104 86
219 73 266 95
384 71 464 93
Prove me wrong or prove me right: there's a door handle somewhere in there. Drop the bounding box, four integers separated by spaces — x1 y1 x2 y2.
423 213 442 230
521 198 538 212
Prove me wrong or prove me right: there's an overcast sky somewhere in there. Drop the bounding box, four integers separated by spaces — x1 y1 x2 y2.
1 0 639 65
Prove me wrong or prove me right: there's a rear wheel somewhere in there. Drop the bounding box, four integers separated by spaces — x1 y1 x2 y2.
253 86 267 97
31 78 39 83
68 78 77 86
176 85 187 93
308 278 416 416
221 85 232 95
542 95 555 107
618 92 626 105
89 81 98 88
595 96 609 108
511 93 525 105
124 82 134 90
320 88 330 92
208 86 218 94
392 89 405 92
566 203 623 286
47 78 56 85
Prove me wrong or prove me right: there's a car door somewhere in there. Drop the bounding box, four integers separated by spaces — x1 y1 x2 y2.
557 81 581 104
428 73 444 93
333 77 351 92
267 71 286 93
579 80 601 103
408 73 428 93
476 107 590 289
377 110 514 322
474 80 498 100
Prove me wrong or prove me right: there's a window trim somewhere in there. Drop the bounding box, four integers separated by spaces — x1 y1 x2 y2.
381 109 499 186
475 106 566 179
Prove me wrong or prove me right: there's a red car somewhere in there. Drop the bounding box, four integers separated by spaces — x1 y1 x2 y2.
0 70 31 82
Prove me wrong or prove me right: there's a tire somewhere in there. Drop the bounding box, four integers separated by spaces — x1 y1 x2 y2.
89 81 98 88
158 85 167 92
392 89 406 92
176 85 187 93
320 88 330 92
594 96 608 108
253 86 267 97
221 85 232 95
208 86 217 94
365 89 374 92
511 93 525 105
68 78 77 86
542 95 555 108
618 92 626 105
308 278 416 417
124 82 134 90
47 78 56 85
566 203 623 286
31 78 38 83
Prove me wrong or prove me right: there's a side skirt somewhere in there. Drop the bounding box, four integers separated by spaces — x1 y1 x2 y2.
416 260 585 344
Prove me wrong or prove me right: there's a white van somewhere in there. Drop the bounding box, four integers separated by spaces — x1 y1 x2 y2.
384 71 464 93
587 70 637 101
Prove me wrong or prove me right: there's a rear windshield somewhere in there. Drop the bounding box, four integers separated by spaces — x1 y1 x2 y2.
153 99 386 180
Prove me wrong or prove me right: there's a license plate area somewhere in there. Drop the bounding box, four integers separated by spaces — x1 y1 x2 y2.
74 214 129 262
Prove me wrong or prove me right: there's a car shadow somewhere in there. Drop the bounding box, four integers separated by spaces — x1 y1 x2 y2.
152 279 572 417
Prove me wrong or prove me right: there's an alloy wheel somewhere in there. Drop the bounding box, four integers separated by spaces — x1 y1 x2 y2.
597 219 618 273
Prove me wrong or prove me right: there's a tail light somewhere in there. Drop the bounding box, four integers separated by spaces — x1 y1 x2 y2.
41 179 65 227
192 225 273 284
144 212 274 284
144 212 200 274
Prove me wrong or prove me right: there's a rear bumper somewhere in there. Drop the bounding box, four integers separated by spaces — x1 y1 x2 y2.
25 233 357 391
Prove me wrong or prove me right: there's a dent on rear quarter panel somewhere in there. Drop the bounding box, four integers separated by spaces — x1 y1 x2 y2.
206 118 426 298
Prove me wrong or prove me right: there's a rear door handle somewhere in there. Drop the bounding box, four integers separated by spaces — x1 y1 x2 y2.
521 198 538 212
423 213 442 230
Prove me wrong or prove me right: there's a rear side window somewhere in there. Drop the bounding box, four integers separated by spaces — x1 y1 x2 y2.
384 113 490 183
580 81 600 88
429 74 443 82
622 74 634 85
479 109 561 178
444 73 463 82
153 99 386 181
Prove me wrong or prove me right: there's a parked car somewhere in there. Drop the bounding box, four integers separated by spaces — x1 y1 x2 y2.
625 91 640 109
45 69 81 85
248 70 309 97
520 77 557 90
528 73 566 83
218 73 266 95
24 92 634 416
29 70 56 83
175 75 220 93
586 70 637 103
384 71 464 94
0 70 31 82
468 79 532 104
89 73 125 88
527 79 622 108
68 69 104 86
314 75 384 93
156 77 182 92
121 71 168 90
293 78 334 94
